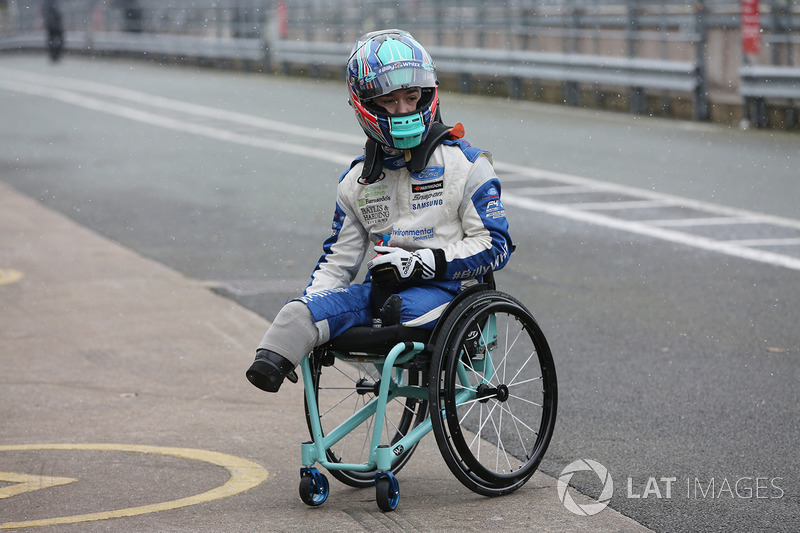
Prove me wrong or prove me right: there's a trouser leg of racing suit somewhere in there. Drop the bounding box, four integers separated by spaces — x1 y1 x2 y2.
256 300 319 367
257 282 457 368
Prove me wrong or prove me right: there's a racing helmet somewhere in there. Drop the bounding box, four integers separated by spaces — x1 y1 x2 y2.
347 29 439 150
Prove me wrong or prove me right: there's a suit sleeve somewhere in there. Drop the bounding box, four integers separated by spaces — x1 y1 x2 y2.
436 155 513 280
305 176 369 294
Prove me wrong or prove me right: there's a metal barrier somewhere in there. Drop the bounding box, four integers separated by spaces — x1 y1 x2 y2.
272 39 704 119
0 30 266 68
89 31 265 63
2 31 701 118
739 65 800 127
2 0 798 127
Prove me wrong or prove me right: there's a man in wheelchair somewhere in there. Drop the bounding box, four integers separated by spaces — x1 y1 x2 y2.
246 29 513 394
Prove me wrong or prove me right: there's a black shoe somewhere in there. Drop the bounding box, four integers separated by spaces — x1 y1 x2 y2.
246 349 298 393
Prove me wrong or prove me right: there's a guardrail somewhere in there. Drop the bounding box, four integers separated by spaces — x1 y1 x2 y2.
3 32 704 119
273 39 706 120
3 0 799 128
7 30 800 128
739 65 800 127
0 31 267 68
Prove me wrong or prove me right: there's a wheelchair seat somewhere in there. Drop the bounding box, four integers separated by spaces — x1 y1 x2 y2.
327 324 431 354
326 280 496 355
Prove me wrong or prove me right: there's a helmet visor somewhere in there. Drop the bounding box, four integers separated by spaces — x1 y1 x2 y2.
355 60 437 101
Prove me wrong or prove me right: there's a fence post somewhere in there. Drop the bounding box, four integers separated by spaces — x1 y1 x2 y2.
627 0 646 114
769 0 796 126
262 1 275 74
434 0 443 46
563 5 580 106
693 0 710 121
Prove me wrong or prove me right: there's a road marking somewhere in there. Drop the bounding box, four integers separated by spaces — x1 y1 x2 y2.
0 78 354 167
0 66 366 146
510 185 595 195
645 216 760 227
2 68 799 273
502 194 800 272
723 237 800 247
0 268 23 286
493 160 800 231
0 443 269 530
558 199 667 211
0 472 77 499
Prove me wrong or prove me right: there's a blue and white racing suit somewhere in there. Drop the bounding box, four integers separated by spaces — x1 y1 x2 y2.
297 139 513 344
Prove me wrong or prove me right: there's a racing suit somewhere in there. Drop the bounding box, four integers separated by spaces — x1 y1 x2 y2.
285 138 513 351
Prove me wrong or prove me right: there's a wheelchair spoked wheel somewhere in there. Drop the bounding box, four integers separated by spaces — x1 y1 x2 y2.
429 291 558 497
304 352 429 488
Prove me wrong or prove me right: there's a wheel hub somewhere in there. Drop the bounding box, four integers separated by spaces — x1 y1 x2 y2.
476 383 509 403
356 377 390 397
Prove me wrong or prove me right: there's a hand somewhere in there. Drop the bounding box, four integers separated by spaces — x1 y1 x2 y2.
367 246 437 285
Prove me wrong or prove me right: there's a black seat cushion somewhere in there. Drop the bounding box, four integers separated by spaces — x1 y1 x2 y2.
328 325 432 354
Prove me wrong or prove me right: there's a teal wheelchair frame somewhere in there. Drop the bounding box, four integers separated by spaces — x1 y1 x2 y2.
296 279 558 511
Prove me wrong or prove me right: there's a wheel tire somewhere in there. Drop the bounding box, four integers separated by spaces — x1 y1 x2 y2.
299 471 329 507
429 291 558 496
375 474 400 512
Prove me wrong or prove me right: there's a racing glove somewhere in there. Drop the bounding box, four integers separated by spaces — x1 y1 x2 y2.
367 246 444 285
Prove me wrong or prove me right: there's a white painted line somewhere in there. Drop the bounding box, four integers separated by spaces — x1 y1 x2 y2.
559 200 668 211
510 185 595 196
494 160 800 231
722 238 800 247
646 216 760 227
502 194 800 272
0 78 355 167
0 66 366 146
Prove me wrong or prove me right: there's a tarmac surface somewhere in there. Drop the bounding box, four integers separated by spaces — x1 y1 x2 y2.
0 181 652 532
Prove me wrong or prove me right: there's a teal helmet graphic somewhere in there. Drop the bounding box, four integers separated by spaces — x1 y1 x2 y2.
347 29 439 149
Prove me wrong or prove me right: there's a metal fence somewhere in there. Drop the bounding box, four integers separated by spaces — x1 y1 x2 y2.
1 0 798 127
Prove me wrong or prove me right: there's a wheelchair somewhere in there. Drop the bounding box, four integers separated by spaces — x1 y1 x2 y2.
297 272 558 511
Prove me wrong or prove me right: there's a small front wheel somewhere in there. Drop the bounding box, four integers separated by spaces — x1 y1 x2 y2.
299 468 329 507
375 473 399 512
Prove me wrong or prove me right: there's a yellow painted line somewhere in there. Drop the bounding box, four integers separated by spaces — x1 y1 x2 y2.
0 443 269 530
0 472 77 499
0 269 23 286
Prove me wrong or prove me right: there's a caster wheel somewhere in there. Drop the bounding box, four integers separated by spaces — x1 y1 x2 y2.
299 467 329 507
375 472 399 512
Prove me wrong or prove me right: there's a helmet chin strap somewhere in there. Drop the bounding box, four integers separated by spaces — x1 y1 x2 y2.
359 121 465 184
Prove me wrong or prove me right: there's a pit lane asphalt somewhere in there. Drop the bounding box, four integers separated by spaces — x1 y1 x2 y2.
0 181 651 531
